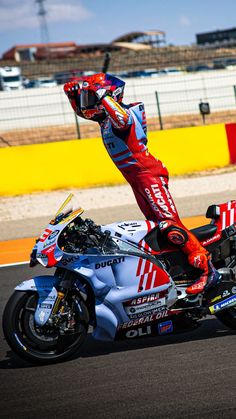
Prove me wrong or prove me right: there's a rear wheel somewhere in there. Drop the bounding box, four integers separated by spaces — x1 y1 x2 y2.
2 290 89 364
215 253 236 330
216 307 236 330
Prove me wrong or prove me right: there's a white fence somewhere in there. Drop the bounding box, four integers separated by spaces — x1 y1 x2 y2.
0 68 236 132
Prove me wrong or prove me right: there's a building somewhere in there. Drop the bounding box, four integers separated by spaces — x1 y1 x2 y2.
1 31 166 61
2 42 77 61
196 27 236 45
112 30 166 48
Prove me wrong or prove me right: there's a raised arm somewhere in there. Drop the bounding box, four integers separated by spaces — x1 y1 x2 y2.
84 83 131 129
101 94 132 129
64 74 132 127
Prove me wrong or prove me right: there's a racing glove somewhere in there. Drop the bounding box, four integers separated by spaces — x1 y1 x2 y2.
64 81 80 99
64 81 81 114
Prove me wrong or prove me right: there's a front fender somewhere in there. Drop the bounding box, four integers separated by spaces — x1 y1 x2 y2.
15 276 59 326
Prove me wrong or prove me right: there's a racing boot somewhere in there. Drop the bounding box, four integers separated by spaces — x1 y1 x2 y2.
159 220 220 294
185 251 220 295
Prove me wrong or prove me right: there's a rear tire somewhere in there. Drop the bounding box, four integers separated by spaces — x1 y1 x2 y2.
216 307 236 330
2 290 89 364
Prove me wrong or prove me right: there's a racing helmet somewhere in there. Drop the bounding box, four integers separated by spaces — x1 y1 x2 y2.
80 73 125 120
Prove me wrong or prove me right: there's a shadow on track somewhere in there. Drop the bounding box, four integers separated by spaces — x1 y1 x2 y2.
79 318 235 358
0 318 235 369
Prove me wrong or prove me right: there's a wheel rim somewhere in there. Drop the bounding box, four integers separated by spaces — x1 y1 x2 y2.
13 293 87 359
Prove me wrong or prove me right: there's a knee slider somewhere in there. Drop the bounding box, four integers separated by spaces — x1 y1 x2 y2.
159 220 188 246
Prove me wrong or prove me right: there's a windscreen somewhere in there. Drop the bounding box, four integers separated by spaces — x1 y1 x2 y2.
101 237 146 256
50 194 84 225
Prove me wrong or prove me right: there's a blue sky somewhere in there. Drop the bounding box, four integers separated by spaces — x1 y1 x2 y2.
0 0 236 56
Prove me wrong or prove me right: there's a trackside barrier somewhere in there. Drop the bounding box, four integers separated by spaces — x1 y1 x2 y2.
0 123 235 196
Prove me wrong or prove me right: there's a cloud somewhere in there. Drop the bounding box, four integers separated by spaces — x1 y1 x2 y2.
0 0 93 30
179 15 191 27
48 2 92 23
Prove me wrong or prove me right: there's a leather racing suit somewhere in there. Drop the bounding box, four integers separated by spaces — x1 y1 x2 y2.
64 81 219 295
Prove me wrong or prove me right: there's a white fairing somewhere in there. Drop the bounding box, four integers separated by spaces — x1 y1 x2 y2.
101 219 158 251
20 209 177 340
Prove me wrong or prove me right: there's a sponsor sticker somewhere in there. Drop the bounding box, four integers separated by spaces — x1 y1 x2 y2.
38 310 46 323
118 310 169 330
48 230 60 240
209 295 236 314
43 239 57 248
42 244 56 254
39 228 52 243
61 256 80 266
210 295 221 303
125 326 151 339
158 320 173 335
39 303 53 309
124 298 166 317
231 286 236 294
202 233 221 246
128 306 167 320
95 257 125 269
144 184 176 218
125 292 163 306
222 290 230 298
117 221 141 230
36 252 47 259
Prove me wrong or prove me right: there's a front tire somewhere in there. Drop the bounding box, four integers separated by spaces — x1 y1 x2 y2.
2 291 89 364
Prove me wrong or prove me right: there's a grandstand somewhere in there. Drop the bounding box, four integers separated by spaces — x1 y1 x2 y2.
1 27 236 80
1 44 236 80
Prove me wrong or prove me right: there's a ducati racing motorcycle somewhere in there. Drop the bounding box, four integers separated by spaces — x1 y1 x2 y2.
3 194 236 364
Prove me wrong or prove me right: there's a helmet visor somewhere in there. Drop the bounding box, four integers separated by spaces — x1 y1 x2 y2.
80 89 98 109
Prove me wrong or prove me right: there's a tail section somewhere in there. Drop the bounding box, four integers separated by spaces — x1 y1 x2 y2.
206 200 236 231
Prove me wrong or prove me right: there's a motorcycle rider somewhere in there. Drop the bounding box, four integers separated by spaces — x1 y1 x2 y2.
64 73 219 295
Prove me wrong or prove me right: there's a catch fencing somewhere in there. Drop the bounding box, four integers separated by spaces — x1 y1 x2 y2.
0 68 236 146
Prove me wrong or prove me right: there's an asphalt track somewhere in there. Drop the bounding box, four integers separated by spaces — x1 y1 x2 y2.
0 265 236 419
0 207 236 418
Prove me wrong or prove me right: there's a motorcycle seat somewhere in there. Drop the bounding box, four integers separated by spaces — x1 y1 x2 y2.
144 223 218 252
190 224 218 241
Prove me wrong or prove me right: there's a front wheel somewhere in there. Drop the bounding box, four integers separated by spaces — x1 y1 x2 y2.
2 290 89 364
216 306 236 330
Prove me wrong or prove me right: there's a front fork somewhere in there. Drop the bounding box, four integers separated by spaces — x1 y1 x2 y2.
15 271 77 327
51 269 78 315
52 291 66 315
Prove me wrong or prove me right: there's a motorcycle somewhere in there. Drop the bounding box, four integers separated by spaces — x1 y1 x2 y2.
2 194 236 364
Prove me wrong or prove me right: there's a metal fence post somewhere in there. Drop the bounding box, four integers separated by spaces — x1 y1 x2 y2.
234 85 236 104
74 113 81 139
155 91 163 130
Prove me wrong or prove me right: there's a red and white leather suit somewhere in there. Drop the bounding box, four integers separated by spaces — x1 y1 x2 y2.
64 79 218 295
